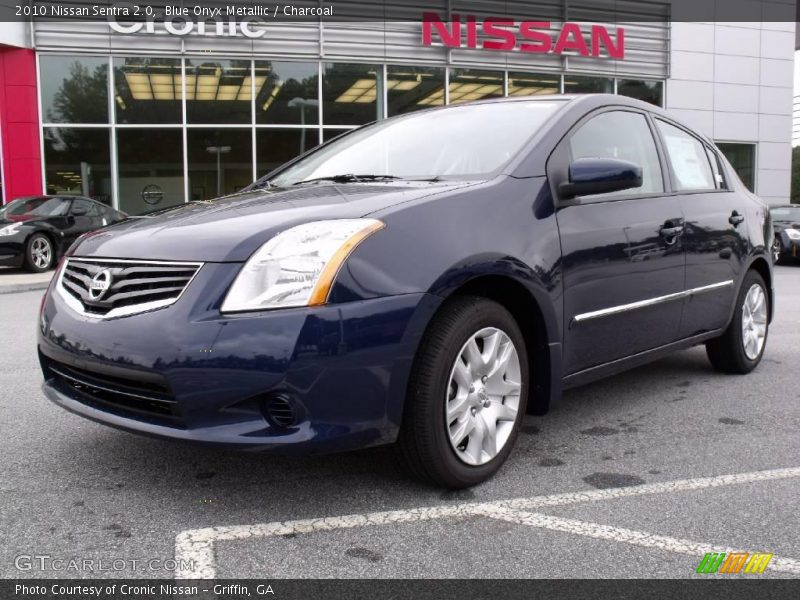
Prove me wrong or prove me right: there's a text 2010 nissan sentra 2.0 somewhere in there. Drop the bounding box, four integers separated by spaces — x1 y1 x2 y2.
37 95 774 488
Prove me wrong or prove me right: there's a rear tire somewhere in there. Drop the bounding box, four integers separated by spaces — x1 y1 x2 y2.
398 296 529 488
24 233 55 273
706 270 769 374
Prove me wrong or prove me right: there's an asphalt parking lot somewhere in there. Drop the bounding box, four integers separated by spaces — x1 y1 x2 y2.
1 267 798 579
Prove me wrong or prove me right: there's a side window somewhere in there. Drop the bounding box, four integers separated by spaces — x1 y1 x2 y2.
568 111 664 196
71 199 92 216
704 146 727 190
655 120 716 191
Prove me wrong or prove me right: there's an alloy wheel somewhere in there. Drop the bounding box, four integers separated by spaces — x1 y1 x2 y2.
31 237 52 270
741 283 767 360
445 327 522 466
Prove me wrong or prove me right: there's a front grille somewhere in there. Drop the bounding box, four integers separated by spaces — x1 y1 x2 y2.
44 357 183 427
59 258 201 318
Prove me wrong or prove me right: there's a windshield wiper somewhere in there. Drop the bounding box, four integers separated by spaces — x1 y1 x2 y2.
293 174 401 185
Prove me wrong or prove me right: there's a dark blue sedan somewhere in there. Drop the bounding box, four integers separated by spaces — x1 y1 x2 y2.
38 95 774 488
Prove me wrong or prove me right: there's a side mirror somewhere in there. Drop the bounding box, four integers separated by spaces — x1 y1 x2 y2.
559 157 643 200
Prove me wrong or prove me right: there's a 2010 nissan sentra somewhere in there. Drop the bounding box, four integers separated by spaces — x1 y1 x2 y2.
37 94 774 488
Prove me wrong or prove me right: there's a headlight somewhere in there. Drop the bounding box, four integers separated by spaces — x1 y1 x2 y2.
0 222 22 236
221 219 385 313
784 228 800 240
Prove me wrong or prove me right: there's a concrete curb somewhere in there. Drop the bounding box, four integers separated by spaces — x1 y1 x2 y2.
0 281 51 295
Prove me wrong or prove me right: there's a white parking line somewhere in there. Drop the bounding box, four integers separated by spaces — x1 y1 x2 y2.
174 465 800 579
484 506 800 574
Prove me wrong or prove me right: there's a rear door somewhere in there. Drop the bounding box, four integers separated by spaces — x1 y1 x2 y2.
552 108 686 374
654 119 746 337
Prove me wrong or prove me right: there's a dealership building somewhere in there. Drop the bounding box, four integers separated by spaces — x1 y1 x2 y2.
0 1 795 214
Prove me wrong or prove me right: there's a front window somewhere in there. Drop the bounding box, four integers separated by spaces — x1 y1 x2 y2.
569 111 664 195
269 101 564 186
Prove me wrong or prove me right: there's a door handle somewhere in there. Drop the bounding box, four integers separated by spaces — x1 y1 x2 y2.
659 219 685 242
729 211 745 226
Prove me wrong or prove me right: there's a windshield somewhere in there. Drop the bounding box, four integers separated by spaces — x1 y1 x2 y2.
27 198 71 217
268 100 564 186
770 207 800 222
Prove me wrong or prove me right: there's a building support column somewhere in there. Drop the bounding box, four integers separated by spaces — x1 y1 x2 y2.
0 46 42 204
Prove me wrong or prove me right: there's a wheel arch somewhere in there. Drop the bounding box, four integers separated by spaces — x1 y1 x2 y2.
746 255 773 323
430 270 561 415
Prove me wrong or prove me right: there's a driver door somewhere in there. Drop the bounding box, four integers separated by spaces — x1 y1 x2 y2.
552 109 687 375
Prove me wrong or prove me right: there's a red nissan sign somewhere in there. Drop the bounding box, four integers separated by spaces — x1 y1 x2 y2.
422 12 625 59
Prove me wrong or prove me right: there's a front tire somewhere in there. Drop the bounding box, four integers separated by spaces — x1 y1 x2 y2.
24 233 55 273
398 296 529 488
706 270 769 374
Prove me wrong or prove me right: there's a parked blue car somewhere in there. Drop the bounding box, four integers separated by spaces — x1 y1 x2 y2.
38 94 773 487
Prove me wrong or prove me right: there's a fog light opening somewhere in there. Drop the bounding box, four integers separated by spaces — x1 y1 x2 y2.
261 393 298 428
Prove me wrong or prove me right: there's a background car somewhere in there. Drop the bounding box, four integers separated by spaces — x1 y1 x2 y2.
0 196 126 272
770 204 800 264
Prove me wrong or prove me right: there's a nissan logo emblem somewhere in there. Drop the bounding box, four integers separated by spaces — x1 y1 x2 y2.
141 184 164 206
89 269 113 300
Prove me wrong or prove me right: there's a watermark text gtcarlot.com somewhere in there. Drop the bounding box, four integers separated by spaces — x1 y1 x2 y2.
14 555 195 573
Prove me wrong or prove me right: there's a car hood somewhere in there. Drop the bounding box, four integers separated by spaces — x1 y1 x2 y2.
72 181 474 262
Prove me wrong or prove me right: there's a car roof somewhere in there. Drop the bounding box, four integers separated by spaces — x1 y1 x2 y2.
11 195 97 203
413 93 711 145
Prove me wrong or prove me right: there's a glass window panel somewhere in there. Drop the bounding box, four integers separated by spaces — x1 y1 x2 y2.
656 120 716 191
507 72 560 97
113 57 182 124
387 65 445 116
255 61 319 125
185 59 252 124
617 79 664 107
448 69 504 104
705 146 727 189
40 56 109 124
117 129 184 215
563 75 614 95
43 127 112 204
188 129 253 200
256 129 320 178
717 143 756 192
322 63 380 125
570 111 663 195
271 102 563 186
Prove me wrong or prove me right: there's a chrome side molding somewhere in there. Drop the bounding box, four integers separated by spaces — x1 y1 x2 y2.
573 280 734 323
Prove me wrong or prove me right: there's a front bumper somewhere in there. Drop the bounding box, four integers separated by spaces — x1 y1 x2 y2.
38 261 440 453
775 231 800 259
